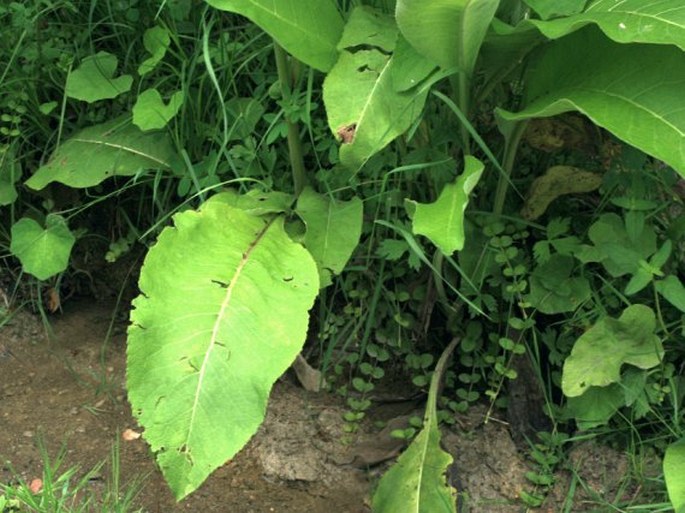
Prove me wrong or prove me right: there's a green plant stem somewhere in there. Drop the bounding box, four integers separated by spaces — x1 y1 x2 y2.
493 120 528 215
450 74 471 154
273 42 307 196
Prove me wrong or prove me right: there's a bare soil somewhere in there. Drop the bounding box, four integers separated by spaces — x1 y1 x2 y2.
0 300 648 512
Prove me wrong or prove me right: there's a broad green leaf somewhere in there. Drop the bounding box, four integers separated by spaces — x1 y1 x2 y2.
523 0 586 20
372 338 459 513
66 52 133 103
208 188 292 216
296 187 363 288
656 275 685 313
665 438 685 513
479 20 544 95
0 146 21 206
396 0 500 75
138 26 171 76
127 201 319 499
10 215 75 280
520 166 601 221
530 0 685 51
406 156 484 255
565 383 624 430
497 27 685 179
203 0 343 72
26 117 179 190
527 254 590 314
323 8 440 171
562 305 663 398
132 88 184 131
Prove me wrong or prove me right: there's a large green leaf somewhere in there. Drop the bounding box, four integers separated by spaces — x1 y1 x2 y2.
530 0 685 50
665 438 685 513
523 0 586 20
372 338 458 513
497 27 685 178
396 0 500 75
127 201 319 499
203 0 343 72
562 305 663 398
10 215 75 280
406 155 484 255
65 52 132 103
323 7 440 171
295 187 363 288
26 117 179 190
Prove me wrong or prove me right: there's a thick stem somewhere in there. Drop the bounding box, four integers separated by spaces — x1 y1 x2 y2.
273 42 307 196
493 120 528 216
450 73 471 154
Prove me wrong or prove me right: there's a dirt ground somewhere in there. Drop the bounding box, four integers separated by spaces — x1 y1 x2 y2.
0 300 651 512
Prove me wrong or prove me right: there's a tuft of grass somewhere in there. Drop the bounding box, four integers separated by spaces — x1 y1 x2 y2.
0 438 144 513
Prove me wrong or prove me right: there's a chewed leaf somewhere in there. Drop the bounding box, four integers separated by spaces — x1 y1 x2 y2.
521 165 602 220
562 305 663 397
127 201 318 499
66 52 132 103
323 8 439 171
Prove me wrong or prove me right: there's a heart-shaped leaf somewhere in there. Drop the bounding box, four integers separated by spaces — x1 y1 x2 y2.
66 52 132 103
132 88 184 131
10 215 75 280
